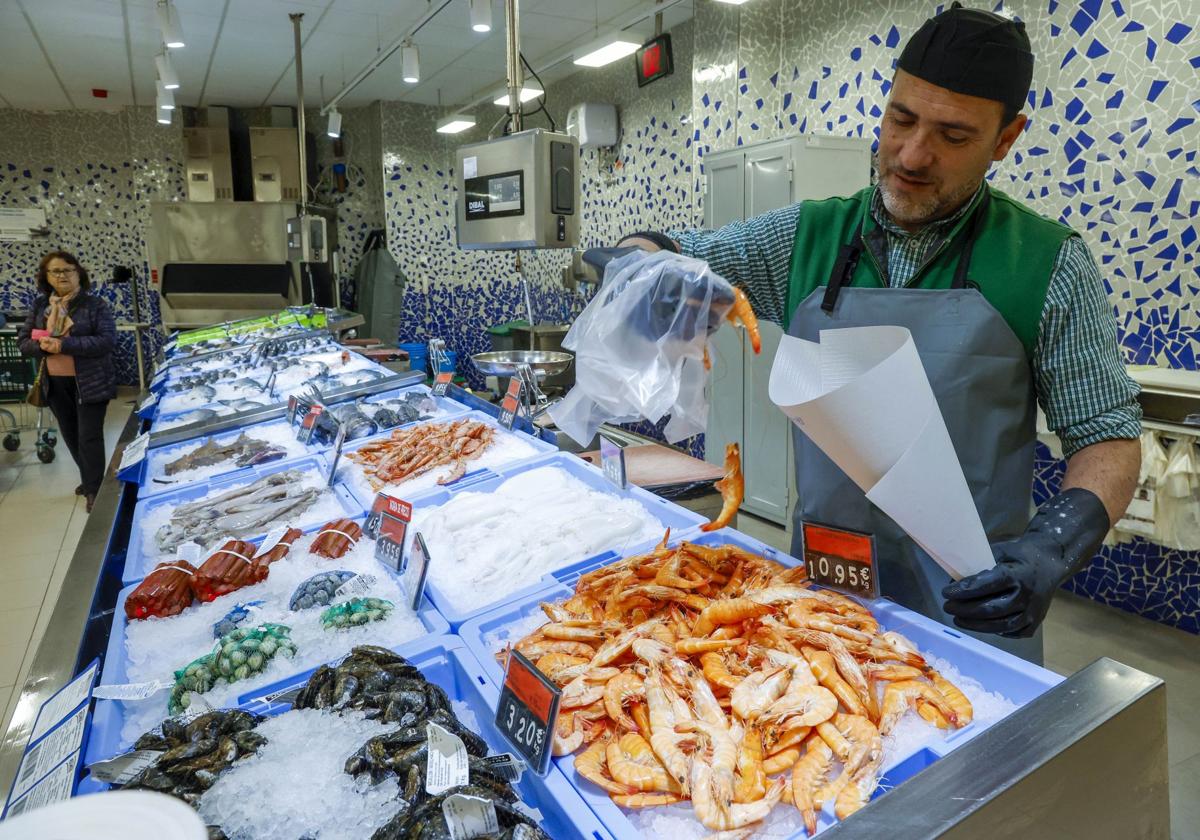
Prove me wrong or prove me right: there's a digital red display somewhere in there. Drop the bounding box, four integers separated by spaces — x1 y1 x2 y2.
635 33 674 87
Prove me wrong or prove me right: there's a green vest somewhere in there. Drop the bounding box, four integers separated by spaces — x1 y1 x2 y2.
785 185 1076 358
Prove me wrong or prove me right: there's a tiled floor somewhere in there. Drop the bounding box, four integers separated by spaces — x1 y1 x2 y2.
0 395 132 737
736 511 1200 839
0 420 1195 835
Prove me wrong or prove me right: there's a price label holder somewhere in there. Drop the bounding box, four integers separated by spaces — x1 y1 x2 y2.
403 532 432 611
367 493 412 573
496 377 523 430
298 404 325 444
495 649 561 777
431 371 454 397
599 432 628 490
137 391 159 416
3 659 100 818
800 521 879 599
326 423 348 487
117 431 151 483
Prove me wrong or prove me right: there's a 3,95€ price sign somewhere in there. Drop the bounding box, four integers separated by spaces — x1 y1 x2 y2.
800 521 879 600
495 650 560 777
366 493 412 573
496 378 523 430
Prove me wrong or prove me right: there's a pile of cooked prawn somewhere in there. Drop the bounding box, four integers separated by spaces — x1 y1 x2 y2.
500 534 973 835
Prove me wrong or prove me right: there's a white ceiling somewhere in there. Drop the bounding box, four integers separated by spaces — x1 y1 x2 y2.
0 0 694 112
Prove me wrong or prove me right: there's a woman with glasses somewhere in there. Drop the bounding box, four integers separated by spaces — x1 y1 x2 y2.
17 251 117 513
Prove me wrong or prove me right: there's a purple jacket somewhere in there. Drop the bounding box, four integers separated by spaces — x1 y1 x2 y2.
18 291 118 404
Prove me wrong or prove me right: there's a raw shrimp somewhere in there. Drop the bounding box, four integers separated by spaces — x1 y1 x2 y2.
576 736 637 796
700 651 740 691
879 680 959 734
535 652 589 684
760 684 838 729
612 792 685 808
834 750 884 821
693 598 771 638
733 725 766 804
926 669 973 725
691 763 784 832
727 286 762 354
730 665 790 721
762 747 800 774
701 443 744 533
792 737 835 837
607 733 680 793
604 671 645 732
562 667 621 709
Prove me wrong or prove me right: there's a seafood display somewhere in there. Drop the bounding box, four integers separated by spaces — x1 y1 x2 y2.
320 597 394 631
212 601 266 638
119 709 266 805
125 561 198 620
310 518 363 558
193 540 266 602
330 401 380 440
153 470 323 552
501 537 974 834
289 570 357 611
169 623 298 714
346 418 498 490
363 390 439 430
418 465 668 615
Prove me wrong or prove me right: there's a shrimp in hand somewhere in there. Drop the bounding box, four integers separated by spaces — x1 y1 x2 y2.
727 287 761 354
701 443 744 532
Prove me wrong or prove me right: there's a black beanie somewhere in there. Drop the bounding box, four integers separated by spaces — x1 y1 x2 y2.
897 2 1034 115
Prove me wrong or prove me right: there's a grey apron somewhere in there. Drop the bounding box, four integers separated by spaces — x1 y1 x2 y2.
786 243 1044 664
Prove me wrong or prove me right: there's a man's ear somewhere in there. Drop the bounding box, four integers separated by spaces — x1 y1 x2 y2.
993 114 1028 162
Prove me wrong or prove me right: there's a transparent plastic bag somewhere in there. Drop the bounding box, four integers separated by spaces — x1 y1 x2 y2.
549 250 736 445
1158 436 1200 550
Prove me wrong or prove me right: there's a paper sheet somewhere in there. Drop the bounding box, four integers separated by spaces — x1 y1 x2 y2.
769 326 993 579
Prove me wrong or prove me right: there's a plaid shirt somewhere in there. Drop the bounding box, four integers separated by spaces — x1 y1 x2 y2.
672 186 1142 458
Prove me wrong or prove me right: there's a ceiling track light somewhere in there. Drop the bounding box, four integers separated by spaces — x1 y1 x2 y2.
327 109 343 138
155 51 179 90
401 42 420 84
436 112 476 133
156 81 175 111
156 106 173 125
156 1 185 49
469 0 492 33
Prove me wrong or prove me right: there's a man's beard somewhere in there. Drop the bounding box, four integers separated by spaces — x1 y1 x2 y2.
877 163 982 228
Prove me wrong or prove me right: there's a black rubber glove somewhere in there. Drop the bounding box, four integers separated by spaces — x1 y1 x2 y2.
941 488 1110 638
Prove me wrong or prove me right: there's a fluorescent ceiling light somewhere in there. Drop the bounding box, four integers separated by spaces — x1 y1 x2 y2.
401 43 419 84
469 0 492 33
492 86 543 105
155 52 179 90
327 109 342 138
436 113 477 133
574 31 644 68
156 82 175 111
156 1 185 49
157 107 172 125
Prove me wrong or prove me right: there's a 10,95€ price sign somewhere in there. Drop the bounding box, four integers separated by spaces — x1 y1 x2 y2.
800 521 880 600
495 650 561 777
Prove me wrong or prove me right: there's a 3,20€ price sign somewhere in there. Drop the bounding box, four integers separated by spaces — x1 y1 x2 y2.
495 649 560 777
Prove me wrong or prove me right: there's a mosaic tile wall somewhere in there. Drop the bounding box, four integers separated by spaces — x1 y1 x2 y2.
0 107 183 387
685 0 1199 632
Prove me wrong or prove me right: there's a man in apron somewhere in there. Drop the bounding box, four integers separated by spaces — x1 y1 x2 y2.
617 5 1142 663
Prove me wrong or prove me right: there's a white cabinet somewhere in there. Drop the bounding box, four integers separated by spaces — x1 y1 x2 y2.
704 134 872 525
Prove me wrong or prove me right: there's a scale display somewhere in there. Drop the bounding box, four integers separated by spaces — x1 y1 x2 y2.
464 171 525 220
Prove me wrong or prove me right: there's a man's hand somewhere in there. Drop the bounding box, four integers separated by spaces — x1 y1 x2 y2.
942 488 1110 638
38 337 62 354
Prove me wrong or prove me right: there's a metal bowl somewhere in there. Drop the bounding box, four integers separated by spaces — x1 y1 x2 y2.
471 350 575 378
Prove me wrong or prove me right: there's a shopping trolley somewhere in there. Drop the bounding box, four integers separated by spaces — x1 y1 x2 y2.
0 315 58 463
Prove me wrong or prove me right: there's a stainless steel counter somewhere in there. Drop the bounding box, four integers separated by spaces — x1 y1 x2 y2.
0 408 1173 835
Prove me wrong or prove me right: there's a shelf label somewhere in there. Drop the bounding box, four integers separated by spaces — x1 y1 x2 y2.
426 722 469 795
86 749 163 785
333 573 377 600
599 433 628 490
441 793 499 840
138 391 159 414
403 532 432 611
4 751 80 819
495 649 560 777
431 371 454 397
366 493 411 573
497 378 522 430
800 521 879 599
118 431 150 475
91 679 172 701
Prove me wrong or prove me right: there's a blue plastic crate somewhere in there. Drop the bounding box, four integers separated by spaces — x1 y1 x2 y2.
86 587 450 770
84 637 612 840
458 525 1065 839
336 409 559 513
121 455 365 586
415 452 707 629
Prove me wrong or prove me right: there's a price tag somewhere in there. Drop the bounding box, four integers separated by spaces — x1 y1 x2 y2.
27 660 98 745
599 433 628 490
480 753 525 783
138 391 159 414
495 649 561 777
91 679 172 701
298 404 325 443
426 722 469 795
800 521 879 599
86 749 163 785
367 493 412 572
326 423 348 487
497 378 522 430
333 573 377 599
118 431 150 473
257 526 291 557
441 793 499 840
431 371 453 397
4 752 79 819
403 532 432 611
10 704 87 802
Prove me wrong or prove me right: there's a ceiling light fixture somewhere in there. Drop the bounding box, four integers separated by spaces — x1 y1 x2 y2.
469 0 492 33
492 85 543 105
156 82 175 111
157 106 172 125
156 1 185 49
327 109 343 138
436 112 477 133
154 51 179 90
573 30 645 68
401 43 420 84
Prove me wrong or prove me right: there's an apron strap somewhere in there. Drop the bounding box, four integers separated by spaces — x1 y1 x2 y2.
821 222 866 312
950 189 991 290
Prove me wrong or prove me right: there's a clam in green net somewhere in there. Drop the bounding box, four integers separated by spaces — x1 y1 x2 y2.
168 623 297 714
319 597 393 631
